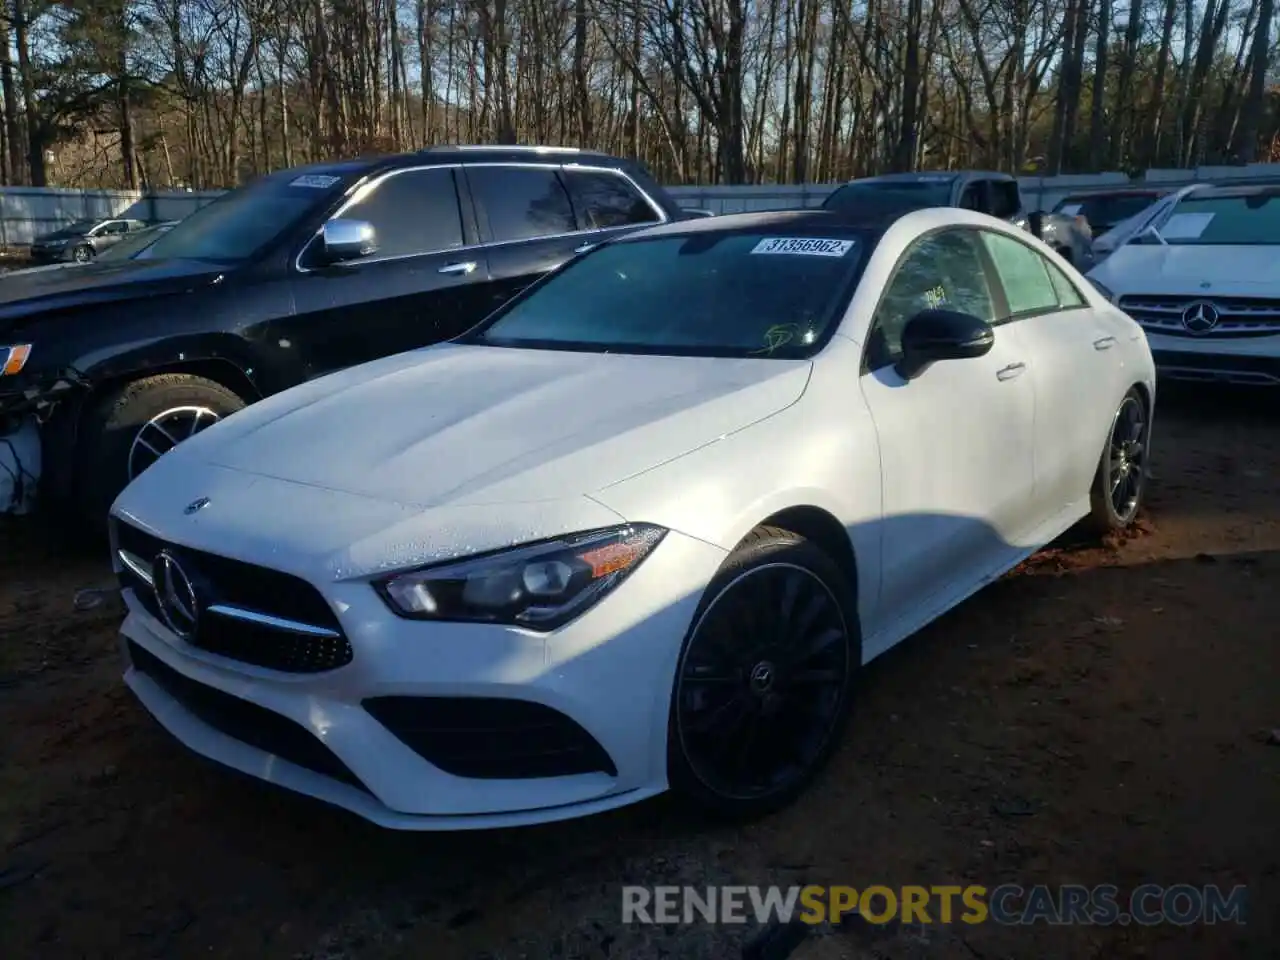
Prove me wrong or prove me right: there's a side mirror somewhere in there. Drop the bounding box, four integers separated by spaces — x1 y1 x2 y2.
320 218 378 264
1026 211 1045 239
896 309 995 381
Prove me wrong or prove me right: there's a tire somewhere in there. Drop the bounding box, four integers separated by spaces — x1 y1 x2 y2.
1087 387 1149 535
1054 244 1074 265
72 244 94 263
76 373 246 529
666 526 861 821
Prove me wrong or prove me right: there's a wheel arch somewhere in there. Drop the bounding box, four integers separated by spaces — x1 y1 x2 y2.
745 505 860 615
82 355 263 408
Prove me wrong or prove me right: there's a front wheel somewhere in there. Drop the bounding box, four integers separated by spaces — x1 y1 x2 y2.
667 526 860 821
76 373 246 529
72 244 93 263
1087 387 1149 534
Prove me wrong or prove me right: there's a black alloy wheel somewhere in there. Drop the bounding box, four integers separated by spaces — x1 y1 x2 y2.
1088 387 1150 533
669 528 857 819
1107 392 1147 523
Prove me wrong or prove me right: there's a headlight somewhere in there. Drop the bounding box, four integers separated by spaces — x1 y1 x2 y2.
1 344 31 376
375 523 667 630
1087 278 1116 303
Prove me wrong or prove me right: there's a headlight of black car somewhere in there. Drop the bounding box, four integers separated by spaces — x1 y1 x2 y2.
1 345 32 377
375 523 667 630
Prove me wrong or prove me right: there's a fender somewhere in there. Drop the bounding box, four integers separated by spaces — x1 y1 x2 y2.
71 332 268 400
39 334 270 505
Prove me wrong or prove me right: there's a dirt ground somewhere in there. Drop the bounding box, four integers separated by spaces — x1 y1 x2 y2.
2 384 1278 960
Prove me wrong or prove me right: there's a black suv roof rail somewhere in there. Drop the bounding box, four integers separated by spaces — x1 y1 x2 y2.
418 144 588 156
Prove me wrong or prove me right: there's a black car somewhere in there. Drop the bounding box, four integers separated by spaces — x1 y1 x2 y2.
29 217 152 263
1051 188 1169 236
0 145 689 526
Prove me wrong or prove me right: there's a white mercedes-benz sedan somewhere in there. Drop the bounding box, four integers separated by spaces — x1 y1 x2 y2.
1088 183 1280 386
110 206 1155 830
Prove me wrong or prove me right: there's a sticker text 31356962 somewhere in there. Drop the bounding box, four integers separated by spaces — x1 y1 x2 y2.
750 237 855 257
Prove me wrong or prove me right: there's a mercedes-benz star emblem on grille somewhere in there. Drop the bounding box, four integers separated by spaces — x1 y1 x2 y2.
1181 300 1221 334
184 496 211 515
153 551 200 640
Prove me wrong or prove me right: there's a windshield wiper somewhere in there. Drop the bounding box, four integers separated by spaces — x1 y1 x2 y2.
1133 223 1168 246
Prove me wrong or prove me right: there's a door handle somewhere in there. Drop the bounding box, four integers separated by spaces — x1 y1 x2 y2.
574 242 597 254
1093 335 1117 350
996 361 1027 381
438 261 478 276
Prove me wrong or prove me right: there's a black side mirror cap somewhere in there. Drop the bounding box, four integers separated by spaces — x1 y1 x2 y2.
895 309 995 381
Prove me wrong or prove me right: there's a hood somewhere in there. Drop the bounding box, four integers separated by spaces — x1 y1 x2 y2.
0 256 226 328
32 226 91 243
182 342 811 509
113 463 631 582
1090 244 1280 294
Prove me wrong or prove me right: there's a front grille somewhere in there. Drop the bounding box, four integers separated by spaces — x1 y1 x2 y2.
127 639 370 793
1150 350 1280 386
114 520 354 674
1120 294 1280 338
363 696 618 780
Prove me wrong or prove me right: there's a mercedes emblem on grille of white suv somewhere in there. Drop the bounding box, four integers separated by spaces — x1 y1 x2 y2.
1181 300 1221 335
153 551 200 640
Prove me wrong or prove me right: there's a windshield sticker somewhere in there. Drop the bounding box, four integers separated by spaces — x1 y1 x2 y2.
751 237 854 257
289 174 341 189
1058 203 1083 216
1160 212 1215 239
923 285 948 309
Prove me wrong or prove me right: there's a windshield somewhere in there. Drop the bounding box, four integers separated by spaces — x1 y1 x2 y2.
44 219 95 236
1057 194 1159 229
138 172 344 261
98 224 172 261
464 230 869 358
823 179 953 211
1135 190 1280 245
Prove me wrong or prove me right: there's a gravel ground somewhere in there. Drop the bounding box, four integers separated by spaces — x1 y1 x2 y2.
1 384 1278 960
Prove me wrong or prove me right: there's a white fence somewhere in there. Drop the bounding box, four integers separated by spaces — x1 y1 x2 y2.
4 162 1280 246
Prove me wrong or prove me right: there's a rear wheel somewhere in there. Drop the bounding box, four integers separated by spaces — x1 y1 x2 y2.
667 526 860 821
1088 387 1149 534
76 374 245 528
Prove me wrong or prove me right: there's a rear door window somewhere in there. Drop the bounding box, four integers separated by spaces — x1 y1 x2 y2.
980 231 1061 317
562 169 661 230
467 165 578 243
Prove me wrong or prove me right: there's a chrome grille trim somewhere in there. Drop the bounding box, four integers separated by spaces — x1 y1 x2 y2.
1120 294 1280 338
205 604 342 639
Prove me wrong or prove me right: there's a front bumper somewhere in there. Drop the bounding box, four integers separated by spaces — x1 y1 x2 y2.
1146 330 1280 386
118 527 726 830
28 245 72 263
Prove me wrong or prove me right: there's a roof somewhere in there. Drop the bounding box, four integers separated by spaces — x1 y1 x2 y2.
621 206 920 243
1060 186 1169 199
414 144 626 165
850 172 958 184
1184 182 1280 200
263 146 635 184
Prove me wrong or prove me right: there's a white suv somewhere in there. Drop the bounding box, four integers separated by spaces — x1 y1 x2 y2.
1087 183 1280 386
